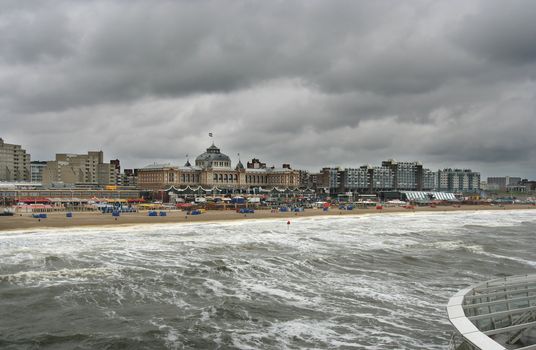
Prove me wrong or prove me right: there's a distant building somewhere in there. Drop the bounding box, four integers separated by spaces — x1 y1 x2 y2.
121 169 138 187
437 168 480 193
30 161 47 183
307 172 321 190
320 167 343 195
247 158 266 169
325 160 436 195
423 169 437 191
42 151 118 186
487 176 521 191
313 159 485 196
137 143 301 192
0 138 31 182
519 179 536 192
110 159 121 185
367 165 395 192
341 167 369 193
382 160 424 190
297 170 310 188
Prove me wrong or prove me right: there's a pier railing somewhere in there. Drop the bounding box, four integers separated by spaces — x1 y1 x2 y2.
447 274 536 350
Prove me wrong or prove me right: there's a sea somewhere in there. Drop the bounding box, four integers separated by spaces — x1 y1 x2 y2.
1 210 535 349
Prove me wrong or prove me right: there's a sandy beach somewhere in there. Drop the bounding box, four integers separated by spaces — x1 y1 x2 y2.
1 204 534 232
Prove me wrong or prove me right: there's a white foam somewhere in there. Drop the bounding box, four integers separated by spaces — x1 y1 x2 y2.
0 266 118 286
1 209 535 349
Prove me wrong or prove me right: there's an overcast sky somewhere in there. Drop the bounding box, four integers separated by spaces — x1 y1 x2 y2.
1 0 535 178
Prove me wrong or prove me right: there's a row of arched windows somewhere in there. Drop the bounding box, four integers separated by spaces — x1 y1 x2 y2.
163 171 297 185
181 173 199 183
246 175 268 184
213 173 238 183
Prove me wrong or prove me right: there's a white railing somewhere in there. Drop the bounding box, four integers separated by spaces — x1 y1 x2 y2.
447 274 536 350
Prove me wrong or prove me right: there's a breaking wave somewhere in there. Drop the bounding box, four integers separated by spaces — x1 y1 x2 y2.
1 210 535 349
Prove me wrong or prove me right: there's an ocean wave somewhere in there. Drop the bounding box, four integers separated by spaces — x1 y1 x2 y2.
2 210 536 349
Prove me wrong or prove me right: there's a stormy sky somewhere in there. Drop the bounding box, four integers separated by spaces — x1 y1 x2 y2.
1 0 535 178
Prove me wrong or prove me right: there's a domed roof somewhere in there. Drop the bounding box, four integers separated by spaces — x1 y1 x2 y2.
195 144 231 168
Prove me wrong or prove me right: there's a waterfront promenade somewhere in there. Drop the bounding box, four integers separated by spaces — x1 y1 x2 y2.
1 204 534 232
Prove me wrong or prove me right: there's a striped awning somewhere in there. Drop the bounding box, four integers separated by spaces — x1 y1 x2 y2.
401 191 457 201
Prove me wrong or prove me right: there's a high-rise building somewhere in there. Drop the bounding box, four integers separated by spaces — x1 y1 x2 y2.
109 159 121 185
297 170 310 188
381 160 425 190
121 169 138 187
320 167 343 194
437 169 480 193
30 161 48 183
422 169 437 191
366 165 394 192
487 176 521 191
307 172 321 190
341 167 369 192
0 138 31 181
42 151 118 186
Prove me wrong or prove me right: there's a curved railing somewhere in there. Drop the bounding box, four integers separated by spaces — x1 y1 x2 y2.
447 274 536 350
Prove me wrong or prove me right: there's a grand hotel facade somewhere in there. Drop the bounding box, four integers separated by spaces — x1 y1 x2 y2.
137 144 301 192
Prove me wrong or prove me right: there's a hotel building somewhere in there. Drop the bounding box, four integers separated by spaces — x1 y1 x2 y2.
42 151 119 186
137 143 301 192
437 168 480 193
325 160 439 194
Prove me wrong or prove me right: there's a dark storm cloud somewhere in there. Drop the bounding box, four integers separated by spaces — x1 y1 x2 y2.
453 0 536 64
1 0 536 178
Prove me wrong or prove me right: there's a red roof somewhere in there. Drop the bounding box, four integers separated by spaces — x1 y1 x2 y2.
128 198 146 203
176 203 193 208
17 197 51 204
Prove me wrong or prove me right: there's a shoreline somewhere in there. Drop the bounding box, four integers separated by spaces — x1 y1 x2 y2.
1 205 535 233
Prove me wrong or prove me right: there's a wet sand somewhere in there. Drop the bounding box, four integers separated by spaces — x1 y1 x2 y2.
1 204 534 232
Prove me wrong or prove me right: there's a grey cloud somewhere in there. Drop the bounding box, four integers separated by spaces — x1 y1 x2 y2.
453 0 536 64
0 0 402 112
0 11 74 64
1 0 536 178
